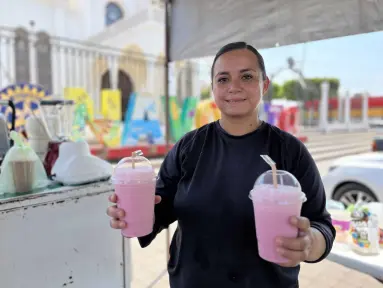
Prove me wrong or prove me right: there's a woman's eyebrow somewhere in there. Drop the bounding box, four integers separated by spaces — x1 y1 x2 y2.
215 71 229 78
215 68 257 78
240 68 257 73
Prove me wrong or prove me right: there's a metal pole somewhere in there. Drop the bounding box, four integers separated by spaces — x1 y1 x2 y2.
164 0 171 262
122 236 127 288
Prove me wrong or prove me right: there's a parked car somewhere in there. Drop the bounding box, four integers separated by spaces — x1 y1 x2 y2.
322 152 383 207
372 136 383 152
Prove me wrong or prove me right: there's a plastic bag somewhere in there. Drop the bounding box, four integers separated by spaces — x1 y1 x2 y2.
0 131 50 195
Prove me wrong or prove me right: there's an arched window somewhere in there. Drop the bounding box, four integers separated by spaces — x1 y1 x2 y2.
117 70 134 121
100 69 134 121
105 2 124 26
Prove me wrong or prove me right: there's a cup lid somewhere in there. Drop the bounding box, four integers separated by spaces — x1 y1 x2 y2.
253 170 301 190
111 150 155 184
114 150 153 170
250 170 306 204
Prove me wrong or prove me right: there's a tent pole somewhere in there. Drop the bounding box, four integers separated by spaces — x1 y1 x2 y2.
164 0 171 262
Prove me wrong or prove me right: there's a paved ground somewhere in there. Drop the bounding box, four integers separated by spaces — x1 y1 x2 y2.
125 157 383 288
129 224 383 288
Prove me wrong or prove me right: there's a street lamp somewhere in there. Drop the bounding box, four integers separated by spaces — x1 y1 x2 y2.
265 57 309 102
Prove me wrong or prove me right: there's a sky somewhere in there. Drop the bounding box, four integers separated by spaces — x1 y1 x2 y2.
197 31 383 97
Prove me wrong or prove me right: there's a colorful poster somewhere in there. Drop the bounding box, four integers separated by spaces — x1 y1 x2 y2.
66 88 121 146
87 117 121 147
0 83 51 131
167 96 183 141
64 87 94 121
101 89 121 121
195 99 220 129
161 96 198 142
71 103 87 141
181 97 198 134
121 92 164 146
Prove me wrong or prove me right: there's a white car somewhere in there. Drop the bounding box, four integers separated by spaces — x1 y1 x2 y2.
322 152 383 207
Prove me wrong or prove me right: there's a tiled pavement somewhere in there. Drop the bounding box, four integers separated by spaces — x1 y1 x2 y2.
129 224 383 288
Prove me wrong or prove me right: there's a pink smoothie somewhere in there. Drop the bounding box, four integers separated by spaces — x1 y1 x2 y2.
113 166 156 238
251 184 305 263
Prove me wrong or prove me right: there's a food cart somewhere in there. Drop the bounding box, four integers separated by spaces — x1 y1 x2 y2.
0 181 132 288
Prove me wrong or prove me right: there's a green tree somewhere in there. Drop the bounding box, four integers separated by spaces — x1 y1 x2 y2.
281 80 301 100
264 82 284 101
200 86 211 100
308 78 339 98
281 78 340 101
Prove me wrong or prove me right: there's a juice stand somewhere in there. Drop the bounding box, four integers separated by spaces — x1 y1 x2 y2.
0 134 126 288
0 181 131 288
0 94 127 287
0 132 128 287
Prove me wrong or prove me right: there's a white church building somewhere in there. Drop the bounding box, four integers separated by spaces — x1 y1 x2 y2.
0 0 202 121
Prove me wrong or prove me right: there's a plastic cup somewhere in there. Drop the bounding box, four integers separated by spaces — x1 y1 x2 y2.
249 170 307 263
111 152 156 238
330 210 351 243
11 160 36 193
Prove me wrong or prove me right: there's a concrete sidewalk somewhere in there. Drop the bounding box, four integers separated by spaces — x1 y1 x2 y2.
128 225 382 288
299 260 382 287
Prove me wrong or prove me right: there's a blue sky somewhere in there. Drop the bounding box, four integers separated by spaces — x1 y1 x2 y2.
198 31 383 97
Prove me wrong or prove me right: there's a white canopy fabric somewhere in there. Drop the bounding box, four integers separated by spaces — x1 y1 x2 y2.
169 0 383 61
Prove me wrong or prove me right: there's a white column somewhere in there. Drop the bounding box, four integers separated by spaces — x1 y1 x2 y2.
362 92 369 128
319 81 329 132
110 56 118 90
344 91 351 131
337 96 343 123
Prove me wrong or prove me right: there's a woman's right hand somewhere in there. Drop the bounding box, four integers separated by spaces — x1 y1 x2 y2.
107 193 162 229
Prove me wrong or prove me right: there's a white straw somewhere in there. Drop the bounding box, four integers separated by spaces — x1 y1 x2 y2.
260 155 278 188
131 150 143 169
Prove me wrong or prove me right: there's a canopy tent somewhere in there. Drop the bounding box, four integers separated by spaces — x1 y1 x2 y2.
162 0 383 145
167 0 383 61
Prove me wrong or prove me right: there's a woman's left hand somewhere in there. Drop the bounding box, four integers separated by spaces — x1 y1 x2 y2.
275 216 314 267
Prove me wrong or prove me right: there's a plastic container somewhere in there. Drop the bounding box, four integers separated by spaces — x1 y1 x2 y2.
365 203 383 248
111 151 156 238
39 99 75 140
249 170 307 263
329 209 351 243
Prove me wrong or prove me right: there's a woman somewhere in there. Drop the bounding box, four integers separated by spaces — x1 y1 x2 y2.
107 42 336 288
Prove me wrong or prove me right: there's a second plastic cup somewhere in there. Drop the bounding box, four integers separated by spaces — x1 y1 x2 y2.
111 151 156 238
249 170 307 264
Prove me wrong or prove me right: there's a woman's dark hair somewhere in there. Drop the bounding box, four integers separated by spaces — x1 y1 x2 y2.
211 42 267 81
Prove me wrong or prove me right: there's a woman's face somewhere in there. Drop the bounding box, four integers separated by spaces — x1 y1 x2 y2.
212 49 269 118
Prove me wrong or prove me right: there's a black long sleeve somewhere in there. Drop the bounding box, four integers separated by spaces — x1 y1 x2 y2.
286 136 336 263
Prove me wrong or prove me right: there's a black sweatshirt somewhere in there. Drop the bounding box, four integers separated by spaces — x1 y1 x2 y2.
138 121 336 288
